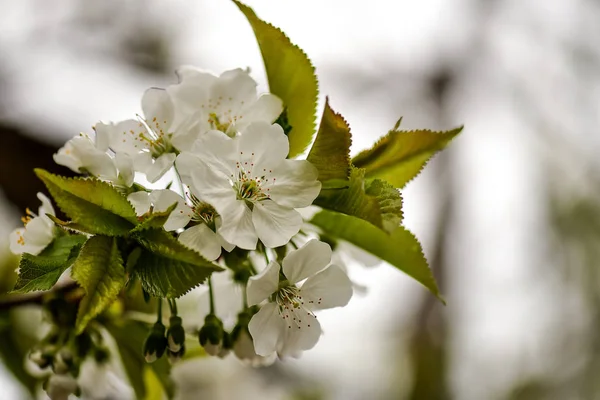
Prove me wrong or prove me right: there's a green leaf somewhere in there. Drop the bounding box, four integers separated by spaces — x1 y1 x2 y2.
307 98 352 182
12 234 87 293
131 229 223 298
35 169 137 236
71 235 126 334
106 320 174 399
234 1 319 158
311 210 443 301
314 167 383 229
352 126 463 188
365 179 403 233
130 203 177 234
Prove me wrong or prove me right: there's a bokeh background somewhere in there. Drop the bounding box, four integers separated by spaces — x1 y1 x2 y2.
1 0 599 399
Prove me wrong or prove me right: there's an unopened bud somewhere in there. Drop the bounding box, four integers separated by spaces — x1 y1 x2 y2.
166 316 185 353
198 314 224 356
29 350 51 369
167 345 186 365
143 322 167 363
94 346 110 364
52 348 74 375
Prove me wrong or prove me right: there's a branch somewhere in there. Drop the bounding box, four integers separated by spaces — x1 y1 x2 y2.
0 280 81 312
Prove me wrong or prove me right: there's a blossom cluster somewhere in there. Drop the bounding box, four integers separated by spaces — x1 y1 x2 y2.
10 67 355 367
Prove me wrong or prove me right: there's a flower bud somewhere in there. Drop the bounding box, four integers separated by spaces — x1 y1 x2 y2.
198 314 224 356
143 322 167 363
93 346 110 364
29 349 51 369
166 316 185 353
231 311 275 367
217 331 232 359
167 345 186 365
45 374 79 400
52 348 74 375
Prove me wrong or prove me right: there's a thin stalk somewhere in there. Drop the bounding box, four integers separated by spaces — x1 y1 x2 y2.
157 299 163 324
208 277 215 315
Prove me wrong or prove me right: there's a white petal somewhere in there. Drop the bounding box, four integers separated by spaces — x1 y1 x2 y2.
174 152 202 185
99 120 149 155
214 217 235 252
217 200 258 250
210 68 258 107
20 218 54 255
252 200 302 248
191 130 236 177
248 303 284 357
85 152 119 182
37 193 55 217
276 308 322 357
282 239 332 284
247 261 280 306
300 265 353 310
150 189 192 231
142 88 174 133
237 122 288 171
264 160 321 208
127 192 151 216
114 152 135 187
238 94 283 127
9 228 26 255
53 141 83 173
189 163 235 214
145 153 176 183
178 224 222 261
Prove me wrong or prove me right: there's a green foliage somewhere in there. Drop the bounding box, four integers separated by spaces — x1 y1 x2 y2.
307 98 352 182
35 169 137 236
13 234 87 293
106 320 174 399
131 203 178 233
234 1 319 158
365 179 404 233
130 229 223 298
71 235 125 334
353 126 463 188
311 210 443 301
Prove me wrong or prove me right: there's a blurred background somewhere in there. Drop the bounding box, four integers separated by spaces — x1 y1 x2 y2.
1 0 599 399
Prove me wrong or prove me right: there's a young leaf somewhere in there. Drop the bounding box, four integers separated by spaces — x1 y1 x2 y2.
71 235 126 334
310 210 443 301
131 229 223 298
106 320 174 399
314 167 383 229
365 179 404 233
353 126 463 188
234 1 319 158
12 234 87 293
130 203 178 234
307 98 352 182
35 169 137 236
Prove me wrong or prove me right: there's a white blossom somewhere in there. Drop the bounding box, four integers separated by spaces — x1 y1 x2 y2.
95 88 190 183
9 193 56 255
246 240 353 357
127 189 192 232
176 122 321 250
54 133 135 188
233 329 276 367
167 67 283 137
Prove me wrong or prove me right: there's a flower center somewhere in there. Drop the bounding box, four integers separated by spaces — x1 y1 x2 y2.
20 208 36 227
274 285 317 330
231 151 276 204
139 117 174 157
189 194 217 229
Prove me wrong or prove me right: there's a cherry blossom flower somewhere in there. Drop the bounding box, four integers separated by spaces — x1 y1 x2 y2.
176 122 321 250
127 189 192 232
9 193 57 255
167 67 283 137
246 240 353 357
96 88 192 183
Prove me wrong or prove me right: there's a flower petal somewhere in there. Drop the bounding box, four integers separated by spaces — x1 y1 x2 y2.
21 217 54 255
247 261 281 306
248 302 284 357
209 68 258 108
282 239 332 284
191 130 236 177
252 200 302 249
145 153 176 183
300 265 353 310
189 162 235 214
178 224 222 261
142 88 174 133
150 189 192 231
114 152 135 187
127 192 151 216
174 152 202 185
217 200 257 250
264 160 321 208
276 309 322 357
237 122 288 172
37 193 55 217
238 94 283 128
97 120 148 155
